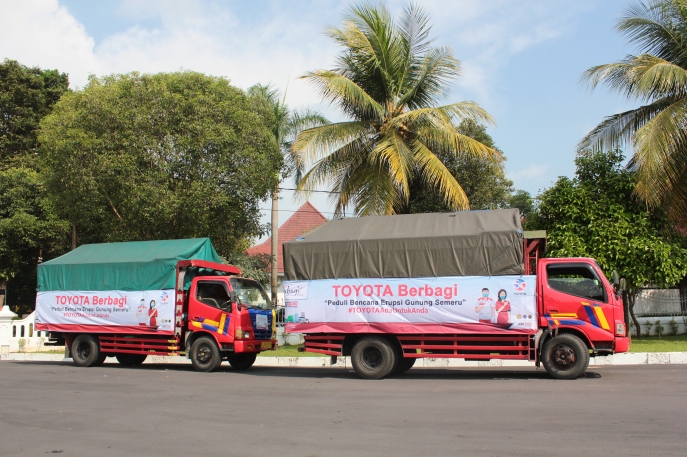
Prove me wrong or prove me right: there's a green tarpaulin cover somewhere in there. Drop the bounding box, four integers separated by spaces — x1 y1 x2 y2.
38 238 222 291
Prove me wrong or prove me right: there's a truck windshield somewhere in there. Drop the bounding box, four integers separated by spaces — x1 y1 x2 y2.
230 278 272 310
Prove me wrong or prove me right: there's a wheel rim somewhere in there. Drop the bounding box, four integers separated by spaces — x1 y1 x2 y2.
76 342 91 360
550 343 577 370
197 344 212 364
360 346 383 370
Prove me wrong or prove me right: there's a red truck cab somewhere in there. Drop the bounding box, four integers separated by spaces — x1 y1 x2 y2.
176 260 277 371
537 258 629 365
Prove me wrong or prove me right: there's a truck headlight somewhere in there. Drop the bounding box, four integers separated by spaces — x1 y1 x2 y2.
615 322 626 336
244 332 251 339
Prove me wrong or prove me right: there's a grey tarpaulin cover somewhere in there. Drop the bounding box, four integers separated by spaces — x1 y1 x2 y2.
283 209 524 280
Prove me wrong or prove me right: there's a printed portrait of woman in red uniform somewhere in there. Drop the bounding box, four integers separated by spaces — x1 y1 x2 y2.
148 300 158 327
494 289 511 325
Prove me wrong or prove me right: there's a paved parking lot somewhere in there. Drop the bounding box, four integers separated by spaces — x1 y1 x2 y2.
1 361 686 457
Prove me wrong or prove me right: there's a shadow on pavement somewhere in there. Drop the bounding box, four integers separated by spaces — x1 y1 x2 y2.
5 360 602 380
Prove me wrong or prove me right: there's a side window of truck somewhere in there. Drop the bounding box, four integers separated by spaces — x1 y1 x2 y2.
546 265 606 302
196 282 231 311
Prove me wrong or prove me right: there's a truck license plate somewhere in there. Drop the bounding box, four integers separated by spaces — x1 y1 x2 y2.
255 314 268 329
260 342 272 350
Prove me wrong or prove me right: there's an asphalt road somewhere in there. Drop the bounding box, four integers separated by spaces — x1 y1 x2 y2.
1 361 686 457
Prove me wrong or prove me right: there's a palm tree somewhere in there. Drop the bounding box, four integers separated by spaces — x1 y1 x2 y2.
247 84 328 303
580 0 687 223
291 2 499 216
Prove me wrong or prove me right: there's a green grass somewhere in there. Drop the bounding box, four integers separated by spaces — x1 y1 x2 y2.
257 345 325 357
628 334 687 353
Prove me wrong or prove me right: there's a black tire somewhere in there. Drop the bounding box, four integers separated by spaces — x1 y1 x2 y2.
227 353 257 370
541 333 590 380
92 353 108 367
393 357 416 375
71 334 101 367
190 336 221 372
351 336 397 380
116 354 148 366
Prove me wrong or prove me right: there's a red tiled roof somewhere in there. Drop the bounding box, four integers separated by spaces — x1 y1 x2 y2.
245 201 327 274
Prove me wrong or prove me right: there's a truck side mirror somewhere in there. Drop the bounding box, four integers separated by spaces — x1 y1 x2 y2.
612 270 620 288
619 278 626 293
230 291 241 311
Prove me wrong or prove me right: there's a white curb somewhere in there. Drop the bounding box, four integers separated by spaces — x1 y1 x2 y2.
2 352 687 367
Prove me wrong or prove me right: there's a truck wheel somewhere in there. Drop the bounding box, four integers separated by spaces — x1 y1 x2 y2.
393 357 416 375
190 336 221 372
92 353 108 366
351 336 397 380
116 354 148 366
542 333 590 380
71 334 100 367
228 353 257 370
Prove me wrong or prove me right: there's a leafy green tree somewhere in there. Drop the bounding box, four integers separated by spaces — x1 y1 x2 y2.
0 167 69 313
402 119 513 213
39 71 282 256
0 59 69 167
580 0 687 224
528 149 687 336
509 190 534 218
0 59 70 312
225 252 271 288
247 84 329 181
292 3 498 216
247 83 328 302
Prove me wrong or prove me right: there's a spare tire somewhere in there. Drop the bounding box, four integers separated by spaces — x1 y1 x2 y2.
228 353 257 370
92 353 108 367
393 357 416 375
71 334 100 367
351 336 397 380
116 354 148 366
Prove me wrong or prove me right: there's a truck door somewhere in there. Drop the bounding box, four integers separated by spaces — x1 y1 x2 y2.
188 280 233 341
541 262 614 341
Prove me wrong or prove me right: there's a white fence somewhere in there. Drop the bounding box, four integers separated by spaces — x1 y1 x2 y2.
632 315 687 337
0 308 52 354
0 305 302 353
634 288 685 315
1 303 684 354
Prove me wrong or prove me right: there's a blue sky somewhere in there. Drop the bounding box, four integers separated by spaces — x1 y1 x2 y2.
0 0 638 230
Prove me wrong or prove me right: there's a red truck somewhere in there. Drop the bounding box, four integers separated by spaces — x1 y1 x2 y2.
282 209 629 380
35 238 277 372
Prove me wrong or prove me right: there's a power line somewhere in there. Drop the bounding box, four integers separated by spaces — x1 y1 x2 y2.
260 208 339 215
277 187 341 194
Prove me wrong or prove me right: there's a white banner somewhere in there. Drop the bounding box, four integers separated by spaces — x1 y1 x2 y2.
36 289 176 332
284 276 537 331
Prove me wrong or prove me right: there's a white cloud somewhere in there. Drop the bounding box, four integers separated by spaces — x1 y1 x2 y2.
0 0 99 88
0 0 603 224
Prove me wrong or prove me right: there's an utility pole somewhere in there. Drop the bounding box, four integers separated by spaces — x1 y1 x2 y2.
271 189 279 306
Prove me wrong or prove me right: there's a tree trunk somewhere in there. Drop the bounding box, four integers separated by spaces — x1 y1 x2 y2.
271 189 279 306
71 221 77 250
679 275 687 313
623 288 631 340
0 277 6 309
626 289 641 338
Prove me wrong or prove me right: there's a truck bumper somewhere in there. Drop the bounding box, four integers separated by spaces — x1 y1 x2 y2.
234 340 277 353
615 336 630 353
